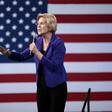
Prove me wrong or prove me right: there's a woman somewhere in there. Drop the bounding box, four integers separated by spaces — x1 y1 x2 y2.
0 13 68 112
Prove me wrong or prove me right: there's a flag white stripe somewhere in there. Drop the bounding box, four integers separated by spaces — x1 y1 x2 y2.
0 62 112 73
0 83 36 93
56 23 112 34
65 62 112 73
65 43 112 53
0 81 111 93
65 101 112 111
0 102 37 112
0 101 112 112
48 4 112 14
0 63 36 74
67 81 112 92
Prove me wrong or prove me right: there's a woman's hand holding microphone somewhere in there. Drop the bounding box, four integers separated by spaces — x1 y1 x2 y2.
30 43 38 54
30 43 43 60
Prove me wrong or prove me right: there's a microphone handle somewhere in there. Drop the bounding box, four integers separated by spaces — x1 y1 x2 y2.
30 34 38 55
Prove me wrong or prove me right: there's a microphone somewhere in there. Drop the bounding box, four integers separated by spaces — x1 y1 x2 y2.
30 34 38 55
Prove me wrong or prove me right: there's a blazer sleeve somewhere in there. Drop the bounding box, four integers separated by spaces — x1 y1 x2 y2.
40 39 66 72
8 48 33 61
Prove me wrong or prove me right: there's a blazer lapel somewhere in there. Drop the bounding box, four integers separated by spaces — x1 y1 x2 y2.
44 33 55 55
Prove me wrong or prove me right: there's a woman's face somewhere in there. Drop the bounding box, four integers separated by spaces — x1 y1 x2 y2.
37 17 50 35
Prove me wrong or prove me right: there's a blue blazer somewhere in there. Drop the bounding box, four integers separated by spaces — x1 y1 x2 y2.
9 33 68 88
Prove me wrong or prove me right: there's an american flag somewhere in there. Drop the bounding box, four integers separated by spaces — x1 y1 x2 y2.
0 0 112 112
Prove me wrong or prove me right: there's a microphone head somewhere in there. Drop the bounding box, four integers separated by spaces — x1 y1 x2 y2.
30 33 38 55
33 33 38 43
33 33 38 38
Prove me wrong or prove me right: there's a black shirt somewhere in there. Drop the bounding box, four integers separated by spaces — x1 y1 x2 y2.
37 49 47 89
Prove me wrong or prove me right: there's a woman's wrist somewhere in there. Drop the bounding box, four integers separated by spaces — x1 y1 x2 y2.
6 51 11 57
35 50 43 60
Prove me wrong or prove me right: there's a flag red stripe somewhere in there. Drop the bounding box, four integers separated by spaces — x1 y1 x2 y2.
56 34 112 42
67 73 112 81
48 0 112 4
0 92 112 102
0 73 112 83
0 74 36 83
0 93 36 102
65 53 112 62
67 92 112 101
56 15 112 23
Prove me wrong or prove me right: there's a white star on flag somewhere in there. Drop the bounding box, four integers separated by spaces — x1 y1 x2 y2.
18 43 23 48
0 13 4 18
6 7 11 11
25 0 30 5
6 19 11 24
5 31 11 36
12 13 17 18
12 37 17 42
19 7 24 12
24 37 29 42
25 13 30 18
12 25 17 30
0 0 4 5
0 25 4 30
19 19 24 24
12 0 18 5
32 7 36 12
0 38 4 42
5 43 10 48
38 0 43 5
25 25 30 30
18 31 23 36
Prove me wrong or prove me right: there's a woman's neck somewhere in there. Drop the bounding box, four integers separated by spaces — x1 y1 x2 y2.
43 32 52 44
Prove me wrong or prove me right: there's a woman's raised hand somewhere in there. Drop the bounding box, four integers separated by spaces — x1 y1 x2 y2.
0 46 11 56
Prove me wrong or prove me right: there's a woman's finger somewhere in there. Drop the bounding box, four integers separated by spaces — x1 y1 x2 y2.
7 49 10 51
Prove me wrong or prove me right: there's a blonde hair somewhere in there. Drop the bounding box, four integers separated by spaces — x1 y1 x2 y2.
37 13 57 33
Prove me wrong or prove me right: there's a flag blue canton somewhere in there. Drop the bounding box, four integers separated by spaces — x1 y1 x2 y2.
0 0 47 63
